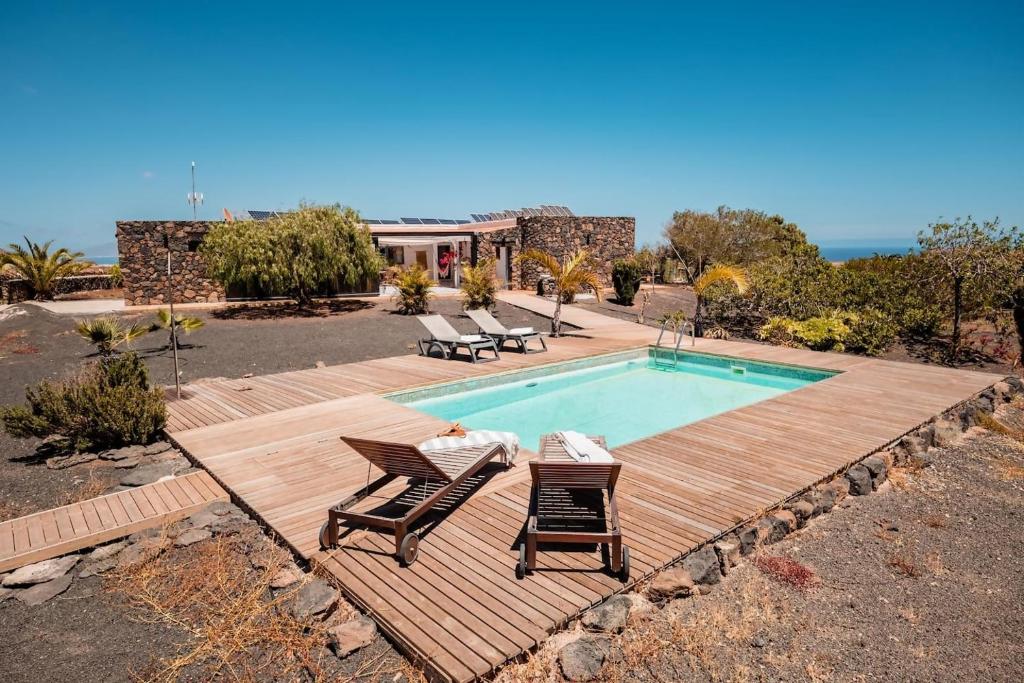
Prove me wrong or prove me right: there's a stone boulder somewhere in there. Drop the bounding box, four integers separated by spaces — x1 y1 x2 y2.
290 579 339 620
581 594 633 633
784 500 815 528
144 441 173 456
100 445 146 461
860 455 888 489
16 575 73 606
3 555 80 587
682 546 721 585
737 525 759 555
992 380 1012 402
756 516 788 545
648 567 695 600
558 635 611 682
713 535 741 574
120 461 185 487
46 452 98 470
173 528 212 548
845 464 873 496
271 564 304 589
897 435 928 462
328 615 377 658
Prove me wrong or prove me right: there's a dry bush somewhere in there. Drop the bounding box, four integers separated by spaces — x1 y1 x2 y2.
887 554 922 578
898 606 921 625
920 514 948 528
995 459 1024 480
106 529 380 682
0 499 29 522
752 555 817 590
978 412 1017 439
56 469 109 506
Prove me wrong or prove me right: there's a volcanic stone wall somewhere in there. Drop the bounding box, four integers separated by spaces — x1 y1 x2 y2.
116 221 223 306
514 216 635 290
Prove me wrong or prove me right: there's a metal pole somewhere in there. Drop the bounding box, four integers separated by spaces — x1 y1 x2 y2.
164 233 181 399
190 161 198 220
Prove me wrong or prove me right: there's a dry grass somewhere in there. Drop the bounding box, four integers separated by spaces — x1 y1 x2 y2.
887 554 923 578
978 412 1017 438
924 551 945 576
106 529 389 682
0 329 38 356
920 514 948 529
752 555 818 590
56 468 109 507
995 460 1024 480
898 606 921 625
0 499 30 522
889 455 928 491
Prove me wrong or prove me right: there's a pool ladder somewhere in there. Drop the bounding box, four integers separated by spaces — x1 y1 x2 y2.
654 320 695 368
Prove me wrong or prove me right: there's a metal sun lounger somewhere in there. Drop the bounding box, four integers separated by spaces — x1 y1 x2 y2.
416 314 500 363
465 308 547 354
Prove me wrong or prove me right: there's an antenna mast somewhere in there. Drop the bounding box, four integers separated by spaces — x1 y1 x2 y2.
186 160 204 219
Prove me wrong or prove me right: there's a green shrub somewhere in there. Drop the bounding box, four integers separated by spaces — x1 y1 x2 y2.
845 308 898 356
393 265 433 314
108 263 124 288
611 259 643 305
460 258 498 310
0 352 166 452
759 312 854 352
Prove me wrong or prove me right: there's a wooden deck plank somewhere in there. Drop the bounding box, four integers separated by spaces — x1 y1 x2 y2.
0 472 229 573
167 296 998 682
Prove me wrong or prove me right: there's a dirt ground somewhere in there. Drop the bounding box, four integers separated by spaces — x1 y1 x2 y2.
0 297 550 519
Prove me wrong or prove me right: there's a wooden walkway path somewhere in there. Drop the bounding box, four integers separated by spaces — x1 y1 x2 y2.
166 294 999 682
0 471 228 572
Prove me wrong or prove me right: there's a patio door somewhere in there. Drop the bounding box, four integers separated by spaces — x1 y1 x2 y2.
495 246 509 287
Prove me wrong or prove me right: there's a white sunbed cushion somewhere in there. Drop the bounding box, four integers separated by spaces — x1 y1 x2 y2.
507 327 535 335
419 430 520 465
460 334 485 343
557 430 614 463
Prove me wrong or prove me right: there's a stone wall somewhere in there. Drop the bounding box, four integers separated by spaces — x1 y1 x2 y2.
515 216 635 290
475 226 523 288
1 274 117 304
116 221 223 306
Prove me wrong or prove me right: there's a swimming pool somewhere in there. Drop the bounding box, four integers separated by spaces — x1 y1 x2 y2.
389 349 835 451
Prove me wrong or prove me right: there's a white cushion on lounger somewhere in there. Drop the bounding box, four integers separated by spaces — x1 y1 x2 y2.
460 334 485 342
507 327 534 335
419 430 520 465
557 430 614 463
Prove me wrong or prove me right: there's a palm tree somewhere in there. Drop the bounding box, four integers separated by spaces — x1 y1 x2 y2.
1 237 89 300
75 317 150 357
151 308 205 347
515 249 603 336
692 264 748 336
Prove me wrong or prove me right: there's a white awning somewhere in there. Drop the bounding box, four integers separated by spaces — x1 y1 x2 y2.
377 236 470 247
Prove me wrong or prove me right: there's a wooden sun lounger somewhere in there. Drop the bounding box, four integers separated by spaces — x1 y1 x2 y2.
416 314 501 363
321 436 511 565
517 434 629 580
465 308 547 354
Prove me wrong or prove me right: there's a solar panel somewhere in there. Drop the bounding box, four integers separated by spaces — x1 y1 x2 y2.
363 219 383 225
380 219 400 225
455 220 470 224
247 210 275 221
400 218 423 225
420 218 441 225
439 219 458 225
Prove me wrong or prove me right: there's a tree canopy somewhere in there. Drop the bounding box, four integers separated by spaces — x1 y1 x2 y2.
201 204 383 305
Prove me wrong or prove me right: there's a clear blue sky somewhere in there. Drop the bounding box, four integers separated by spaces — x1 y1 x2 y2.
1 1 1021 255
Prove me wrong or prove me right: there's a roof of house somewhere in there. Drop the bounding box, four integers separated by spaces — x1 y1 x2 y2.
239 205 573 227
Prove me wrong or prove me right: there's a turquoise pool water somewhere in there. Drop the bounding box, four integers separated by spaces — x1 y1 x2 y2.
393 351 834 451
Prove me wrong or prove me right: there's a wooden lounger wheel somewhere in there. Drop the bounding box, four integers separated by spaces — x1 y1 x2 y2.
619 545 630 581
319 520 333 549
400 533 420 566
516 542 527 580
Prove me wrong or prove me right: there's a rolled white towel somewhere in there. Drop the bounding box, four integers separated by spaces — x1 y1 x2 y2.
508 326 535 335
460 334 485 343
419 430 520 465
557 430 614 463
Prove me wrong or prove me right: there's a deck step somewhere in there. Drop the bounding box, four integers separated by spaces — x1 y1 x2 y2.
0 470 228 573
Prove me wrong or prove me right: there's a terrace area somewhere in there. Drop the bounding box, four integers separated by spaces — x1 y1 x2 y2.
162 292 998 682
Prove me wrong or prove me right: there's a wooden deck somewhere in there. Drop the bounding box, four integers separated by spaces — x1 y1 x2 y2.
166 293 999 682
0 471 228 572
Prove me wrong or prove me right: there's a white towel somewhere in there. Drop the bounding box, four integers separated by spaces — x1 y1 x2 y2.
508 327 534 335
557 430 614 463
460 334 485 343
419 430 520 465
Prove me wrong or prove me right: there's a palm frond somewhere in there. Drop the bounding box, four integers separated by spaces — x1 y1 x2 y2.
693 264 749 297
516 249 562 277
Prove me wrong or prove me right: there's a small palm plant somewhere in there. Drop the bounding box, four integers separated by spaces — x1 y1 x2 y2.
515 249 602 336
1 237 89 300
460 258 498 310
693 264 748 336
151 309 205 347
393 265 434 315
75 317 151 357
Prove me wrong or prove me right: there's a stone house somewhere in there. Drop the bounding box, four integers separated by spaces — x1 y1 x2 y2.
116 206 635 306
